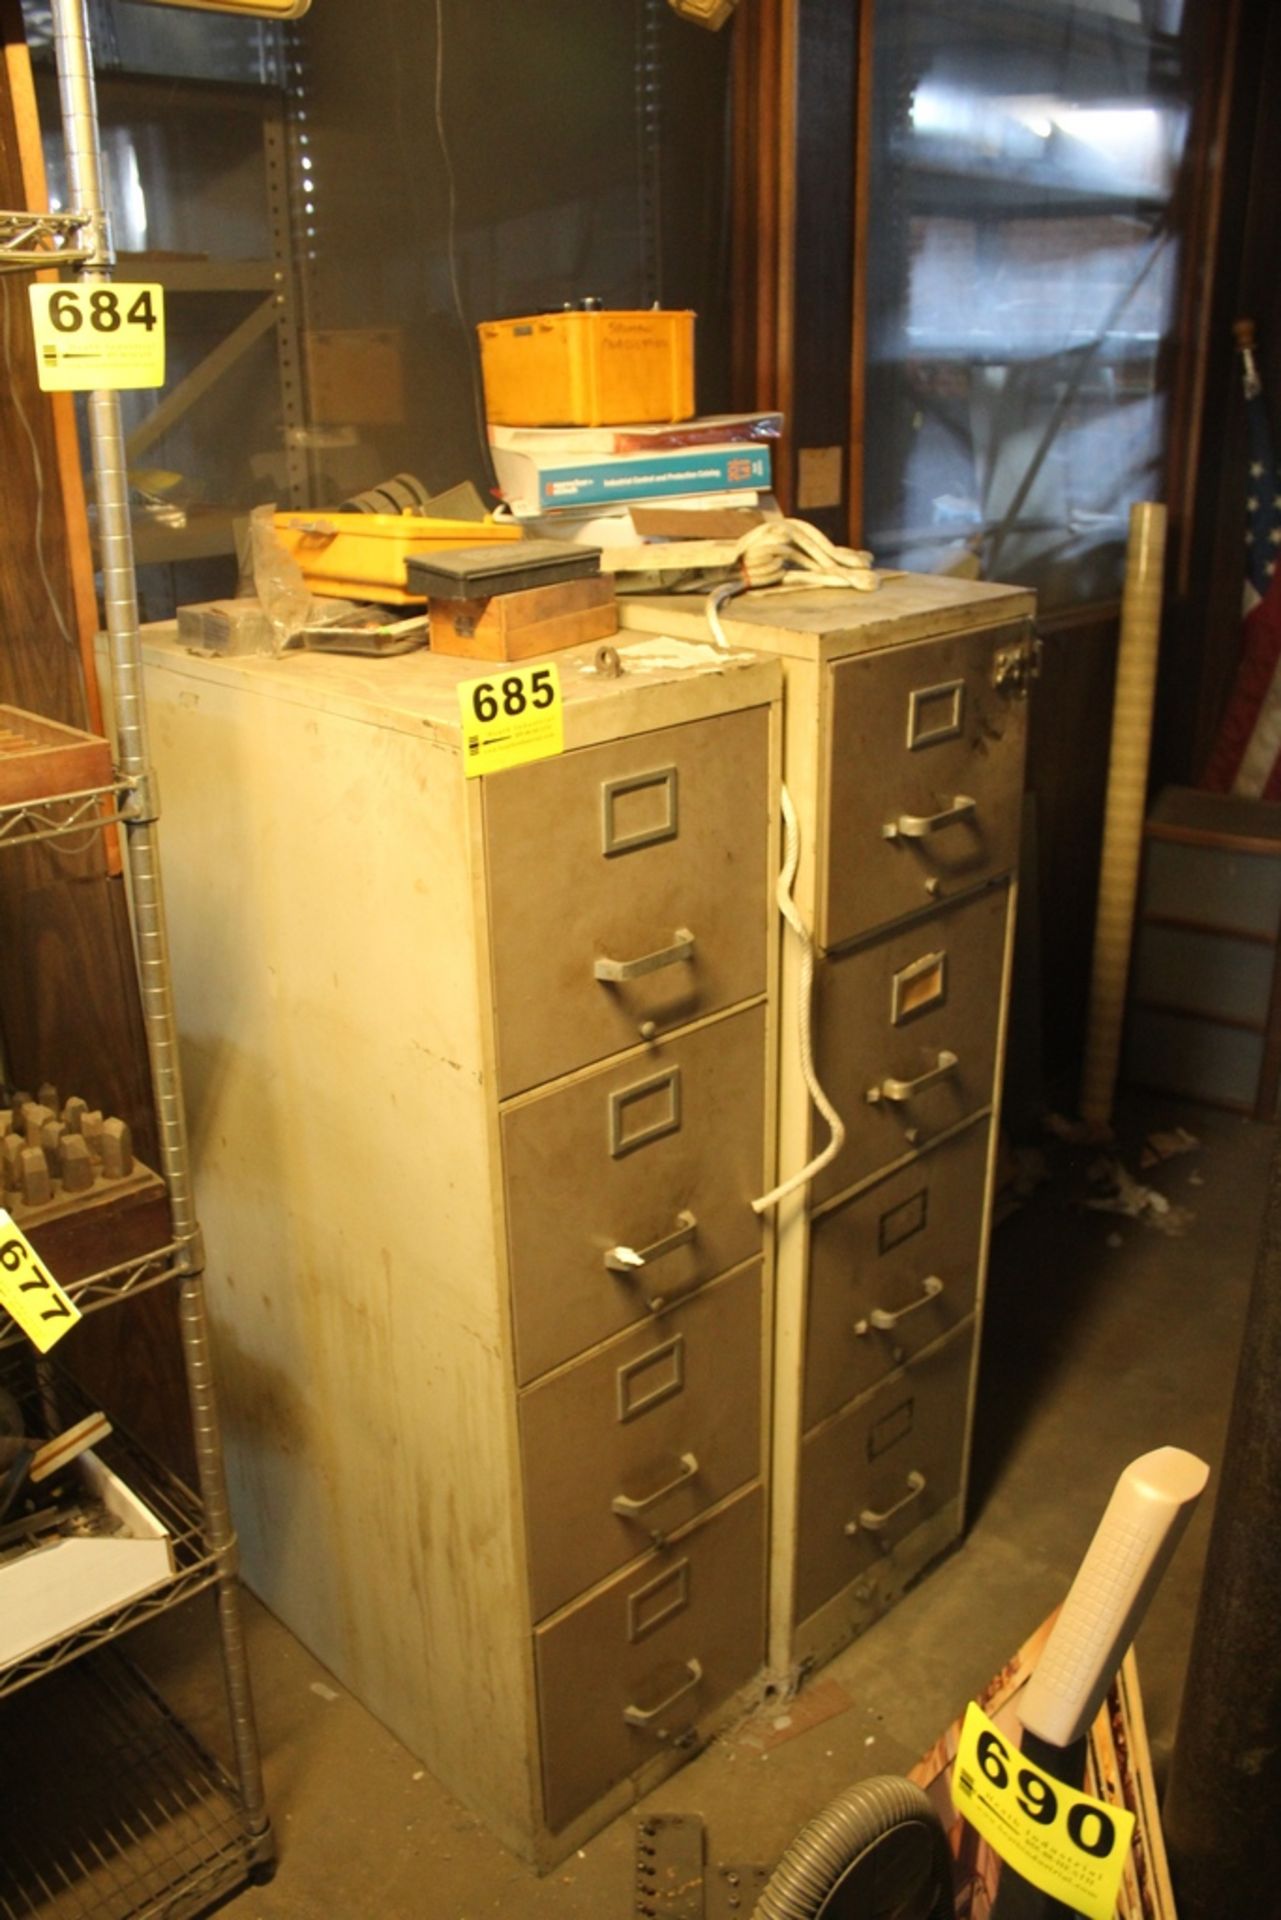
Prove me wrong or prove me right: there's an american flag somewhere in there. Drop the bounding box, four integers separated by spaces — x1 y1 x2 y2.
1200 326 1281 797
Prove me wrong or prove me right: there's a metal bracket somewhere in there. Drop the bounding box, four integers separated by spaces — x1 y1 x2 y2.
635 1813 705 1918
707 1863 768 1918
120 768 160 824
992 625 1043 696
176 1225 207 1275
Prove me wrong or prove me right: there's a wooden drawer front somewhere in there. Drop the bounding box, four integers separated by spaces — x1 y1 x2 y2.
485 707 770 1098
503 1006 767 1385
536 1486 764 1835
520 1262 762 1621
1125 1006 1265 1113
794 1321 974 1626
822 625 1027 952
813 883 1009 1205
1143 834 1281 939
1131 922 1274 1027
804 1121 989 1429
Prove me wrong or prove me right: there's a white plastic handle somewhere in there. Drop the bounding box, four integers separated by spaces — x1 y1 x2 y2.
1019 1445 1209 1748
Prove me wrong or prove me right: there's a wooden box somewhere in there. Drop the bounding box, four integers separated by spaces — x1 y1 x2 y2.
1126 786 1281 1117
428 574 618 661
0 706 113 807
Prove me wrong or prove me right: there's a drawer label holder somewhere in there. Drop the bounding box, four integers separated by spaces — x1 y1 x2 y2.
459 662 563 777
0 1209 82 1352
953 1701 1134 1920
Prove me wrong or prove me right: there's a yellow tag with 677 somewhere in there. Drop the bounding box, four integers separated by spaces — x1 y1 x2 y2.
0 1209 81 1353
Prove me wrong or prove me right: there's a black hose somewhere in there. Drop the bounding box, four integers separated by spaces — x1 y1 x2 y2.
756 1774 954 1920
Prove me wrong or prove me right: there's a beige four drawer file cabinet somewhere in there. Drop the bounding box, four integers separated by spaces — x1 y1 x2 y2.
129 628 782 1864
623 573 1037 1674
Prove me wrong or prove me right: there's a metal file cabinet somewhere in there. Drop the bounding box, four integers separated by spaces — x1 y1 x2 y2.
127 629 782 1866
622 573 1036 1673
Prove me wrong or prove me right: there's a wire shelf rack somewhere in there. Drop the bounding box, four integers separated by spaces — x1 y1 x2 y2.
0 209 93 273
0 1244 188 1354
0 1359 220 1702
0 1652 257 1919
0 785 130 850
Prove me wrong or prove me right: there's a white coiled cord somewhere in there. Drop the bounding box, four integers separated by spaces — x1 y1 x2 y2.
751 782 846 1214
703 518 873 1211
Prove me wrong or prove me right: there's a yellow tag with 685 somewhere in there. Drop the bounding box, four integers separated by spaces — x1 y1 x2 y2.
458 661 563 777
0 1209 81 1353
953 1701 1134 1920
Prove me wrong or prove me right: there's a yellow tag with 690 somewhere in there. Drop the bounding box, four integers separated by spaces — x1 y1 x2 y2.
953 1701 1134 1920
0 1209 81 1353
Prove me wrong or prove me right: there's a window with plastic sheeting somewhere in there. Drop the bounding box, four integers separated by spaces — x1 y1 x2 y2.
862 0 1193 612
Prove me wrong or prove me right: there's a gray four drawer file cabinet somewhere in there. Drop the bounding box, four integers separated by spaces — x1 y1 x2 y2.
623 572 1037 1672
135 569 1034 1865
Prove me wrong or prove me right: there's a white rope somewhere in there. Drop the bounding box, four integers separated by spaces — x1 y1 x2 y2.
701 521 869 1211
706 518 878 654
704 519 871 1209
737 516 877 590
751 782 846 1214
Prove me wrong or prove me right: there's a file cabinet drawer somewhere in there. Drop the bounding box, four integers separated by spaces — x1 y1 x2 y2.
535 1486 764 1834
804 1120 989 1428
794 1320 974 1626
485 706 770 1097
813 883 1010 1204
503 1005 766 1385
822 624 1029 950
520 1261 762 1621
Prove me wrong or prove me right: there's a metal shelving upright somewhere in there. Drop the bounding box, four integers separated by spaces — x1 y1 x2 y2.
0 2 273 1913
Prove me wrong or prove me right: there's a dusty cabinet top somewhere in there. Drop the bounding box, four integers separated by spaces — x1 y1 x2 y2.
620 571 1036 663
129 623 782 754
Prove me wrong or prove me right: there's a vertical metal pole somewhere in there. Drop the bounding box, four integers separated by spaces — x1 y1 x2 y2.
1163 1137 1281 1916
51 0 195 1241
49 0 271 1856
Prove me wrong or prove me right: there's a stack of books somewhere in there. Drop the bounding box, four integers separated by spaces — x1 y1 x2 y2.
488 411 782 546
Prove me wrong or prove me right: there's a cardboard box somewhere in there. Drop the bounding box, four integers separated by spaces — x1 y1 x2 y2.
477 309 695 427
0 1450 175 1666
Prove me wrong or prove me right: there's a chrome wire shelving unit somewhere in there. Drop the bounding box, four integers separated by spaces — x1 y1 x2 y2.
1 2 273 1913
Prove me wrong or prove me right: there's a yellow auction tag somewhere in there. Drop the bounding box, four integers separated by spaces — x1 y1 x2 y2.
953 1702 1134 1920
0 1209 82 1353
28 282 165 391
458 661 564 777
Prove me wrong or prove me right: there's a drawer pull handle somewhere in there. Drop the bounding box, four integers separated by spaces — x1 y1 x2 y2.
623 1657 704 1729
882 796 977 841
867 1051 958 1105
594 929 695 984
846 1470 927 1536
855 1275 944 1336
604 1211 697 1280
612 1451 700 1520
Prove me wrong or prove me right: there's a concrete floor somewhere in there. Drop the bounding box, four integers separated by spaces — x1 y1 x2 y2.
147 1097 1272 1918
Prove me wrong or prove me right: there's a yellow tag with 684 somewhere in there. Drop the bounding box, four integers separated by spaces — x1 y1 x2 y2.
29 282 165 391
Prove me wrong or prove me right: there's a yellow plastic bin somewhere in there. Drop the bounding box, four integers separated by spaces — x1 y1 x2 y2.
272 511 523 604
477 309 695 427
